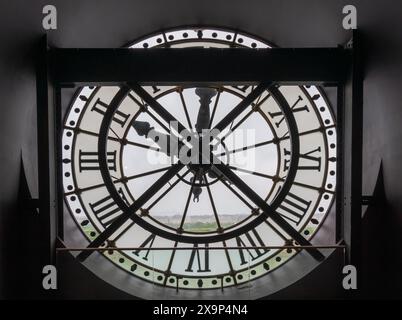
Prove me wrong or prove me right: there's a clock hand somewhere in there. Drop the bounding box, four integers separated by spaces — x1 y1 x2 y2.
132 120 173 156
187 88 217 202
132 120 203 198
195 88 216 133
131 120 152 137
190 176 202 203
129 83 187 133
190 168 205 203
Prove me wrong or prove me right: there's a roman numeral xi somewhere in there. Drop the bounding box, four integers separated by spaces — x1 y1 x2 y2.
91 98 130 127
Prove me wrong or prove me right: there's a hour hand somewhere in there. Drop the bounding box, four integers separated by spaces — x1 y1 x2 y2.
132 120 172 156
132 120 152 137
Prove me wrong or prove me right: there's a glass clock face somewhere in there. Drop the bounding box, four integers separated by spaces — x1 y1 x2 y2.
62 27 337 293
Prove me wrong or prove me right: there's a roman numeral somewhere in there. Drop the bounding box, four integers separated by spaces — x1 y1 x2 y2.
268 95 309 128
278 192 312 225
133 234 156 261
284 146 322 171
91 98 130 127
236 229 268 265
231 85 250 93
89 194 123 228
117 187 130 205
185 244 211 273
78 150 117 172
151 86 161 94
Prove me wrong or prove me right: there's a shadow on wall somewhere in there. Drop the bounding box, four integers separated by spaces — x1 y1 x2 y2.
361 163 401 299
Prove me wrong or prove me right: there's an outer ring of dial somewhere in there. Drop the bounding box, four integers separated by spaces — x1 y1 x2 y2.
96 84 301 244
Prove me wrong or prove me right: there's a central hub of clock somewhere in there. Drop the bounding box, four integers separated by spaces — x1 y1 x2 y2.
187 162 212 173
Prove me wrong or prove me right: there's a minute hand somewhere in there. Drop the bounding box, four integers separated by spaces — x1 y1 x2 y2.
195 88 216 133
132 120 175 156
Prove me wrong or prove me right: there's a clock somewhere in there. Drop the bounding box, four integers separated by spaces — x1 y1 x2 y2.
61 27 337 299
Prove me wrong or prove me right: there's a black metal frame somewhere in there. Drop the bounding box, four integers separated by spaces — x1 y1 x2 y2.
340 32 363 268
36 30 362 286
49 47 349 86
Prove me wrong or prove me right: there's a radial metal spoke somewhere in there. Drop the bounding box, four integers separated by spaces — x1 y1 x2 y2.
144 108 171 134
128 92 171 134
222 241 238 285
63 125 164 153
163 241 178 286
178 177 196 230
219 178 254 210
178 89 193 129
208 89 221 128
220 89 265 143
278 125 336 141
147 169 191 210
218 176 290 247
228 165 276 180
111 221 135 243
129 83 187 133
77 163 184 262
213 164 325 261
109 127 121 141
263 220 288 241
67 168 173 197
227 168 335 194
212 85 270 148
64 181 103 196
64 126 122 142
291 180 335 194
110 170 191 245
203 174 222 230
221 109 254 143
124 166 172 182
124 139 161 152
217 124 337 157
218 178 289 250
217 138 276 157
213 82 272 133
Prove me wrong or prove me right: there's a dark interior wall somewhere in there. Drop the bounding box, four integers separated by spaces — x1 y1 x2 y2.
1 0 402 298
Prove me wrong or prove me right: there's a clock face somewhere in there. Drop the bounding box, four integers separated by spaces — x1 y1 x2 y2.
62 27 337 294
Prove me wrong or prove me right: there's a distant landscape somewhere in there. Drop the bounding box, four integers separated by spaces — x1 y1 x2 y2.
153 214 249 232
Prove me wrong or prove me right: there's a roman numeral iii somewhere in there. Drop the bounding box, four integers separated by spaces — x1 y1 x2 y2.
78 150 117 172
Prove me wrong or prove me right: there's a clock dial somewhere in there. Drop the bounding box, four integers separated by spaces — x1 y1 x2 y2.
62 27 336 292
